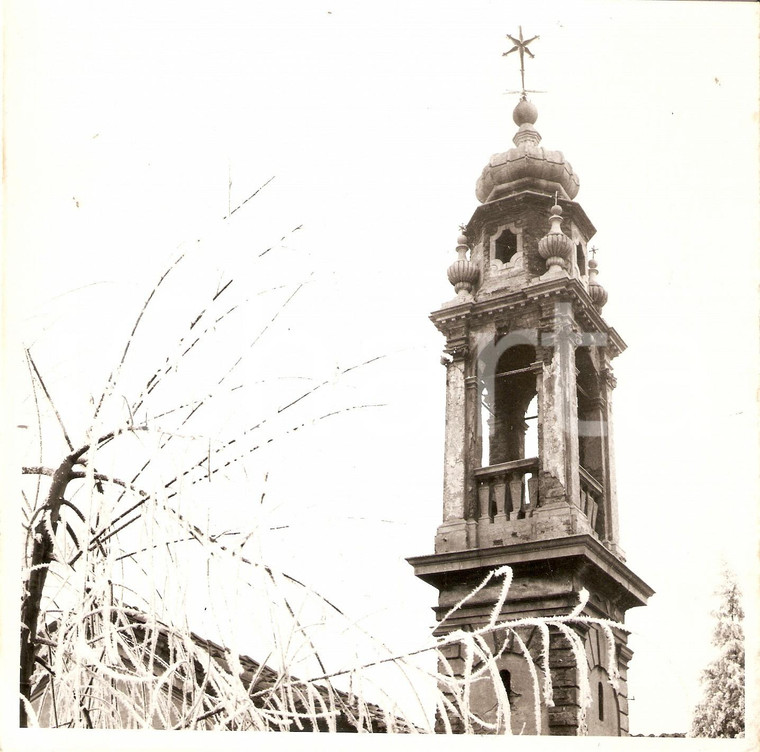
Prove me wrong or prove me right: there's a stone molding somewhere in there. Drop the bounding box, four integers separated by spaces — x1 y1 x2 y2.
408 534 654 611
431 277 625 361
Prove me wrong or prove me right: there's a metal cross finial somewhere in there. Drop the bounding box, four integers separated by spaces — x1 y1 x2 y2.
590 245 598 259
503 26 539 98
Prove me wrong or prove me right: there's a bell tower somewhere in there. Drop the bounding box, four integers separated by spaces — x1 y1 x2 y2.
408 33 653 736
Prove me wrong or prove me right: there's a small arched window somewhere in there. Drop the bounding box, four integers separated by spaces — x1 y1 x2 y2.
500 669 513 702
494 229 518 265
598 681 604 722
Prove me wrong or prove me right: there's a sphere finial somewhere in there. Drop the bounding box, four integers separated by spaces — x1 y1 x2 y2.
513 98 538 126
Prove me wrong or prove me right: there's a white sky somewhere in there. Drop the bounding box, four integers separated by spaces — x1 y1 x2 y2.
3 0 759 742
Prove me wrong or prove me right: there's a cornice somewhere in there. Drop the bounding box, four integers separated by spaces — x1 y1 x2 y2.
431 278 626 359
407 533 654 611
465 190 596 242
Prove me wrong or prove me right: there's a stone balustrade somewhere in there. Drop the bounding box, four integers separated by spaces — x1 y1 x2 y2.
474 457 539 529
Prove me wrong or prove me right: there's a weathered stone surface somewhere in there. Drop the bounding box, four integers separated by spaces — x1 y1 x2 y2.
548 649 577 668
434 518 468 553
549 630 575 649
438 643 461 660
441 357 467 523
551 687 580 705
550 667 580 688
548 706 580 726
439 657 464 677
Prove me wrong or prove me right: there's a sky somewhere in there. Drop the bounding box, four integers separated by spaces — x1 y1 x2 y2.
2 0 759 743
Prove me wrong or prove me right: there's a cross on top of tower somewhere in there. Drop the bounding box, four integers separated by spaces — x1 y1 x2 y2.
503 26 539 99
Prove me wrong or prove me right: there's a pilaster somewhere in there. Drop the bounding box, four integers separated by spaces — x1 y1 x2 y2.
436 352 469 552
537 301 581 507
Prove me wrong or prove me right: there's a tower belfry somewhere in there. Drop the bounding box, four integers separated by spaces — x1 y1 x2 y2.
408 34 653 736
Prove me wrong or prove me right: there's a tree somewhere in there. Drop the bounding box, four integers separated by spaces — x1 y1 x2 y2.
16 208 622 733
690 568 745 738
17 236 409 730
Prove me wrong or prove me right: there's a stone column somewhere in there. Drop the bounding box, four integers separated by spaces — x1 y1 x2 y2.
436 349 469 552
464 363 480 545
471 325 496 547
537 301 581 506
601 365 623 556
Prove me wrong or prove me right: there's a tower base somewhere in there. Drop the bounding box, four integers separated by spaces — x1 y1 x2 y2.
408 534 653 736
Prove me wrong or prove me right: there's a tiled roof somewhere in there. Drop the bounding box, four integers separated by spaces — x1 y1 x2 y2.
33 608 419 732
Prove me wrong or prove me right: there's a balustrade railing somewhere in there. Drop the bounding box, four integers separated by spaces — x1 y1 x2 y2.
474 457 539 526
473 459 604 546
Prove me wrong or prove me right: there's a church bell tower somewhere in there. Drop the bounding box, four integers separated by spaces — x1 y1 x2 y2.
408 32 653 736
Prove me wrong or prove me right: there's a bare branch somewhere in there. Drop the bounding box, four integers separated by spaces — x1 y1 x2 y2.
131 280 239 417
277 355 386 414
92 253 185 421
26 349 74 452
223 176 275 220
258 224 303 258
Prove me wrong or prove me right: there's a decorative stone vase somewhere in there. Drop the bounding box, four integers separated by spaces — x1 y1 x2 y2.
538 204 574 274
447 234 480 296
588 258 608 310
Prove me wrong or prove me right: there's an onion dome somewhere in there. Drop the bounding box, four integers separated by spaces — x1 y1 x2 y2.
475 99 580 203
588 257 608 310
447 233 480 296
538 204 574 274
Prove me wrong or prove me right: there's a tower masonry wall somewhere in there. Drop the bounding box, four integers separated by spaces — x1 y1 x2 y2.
467 194 593 300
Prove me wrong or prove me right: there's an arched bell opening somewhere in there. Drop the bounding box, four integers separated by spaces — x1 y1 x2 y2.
576 347 607 539
488 344 538 466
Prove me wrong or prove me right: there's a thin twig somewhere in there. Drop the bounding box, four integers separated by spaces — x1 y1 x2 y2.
131 281 239 417
26 349 74 452
277 355 385 414
223 176 275 220
258 224 303 258
93 253 185 422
